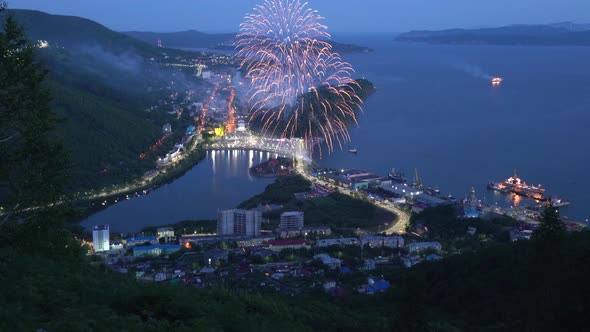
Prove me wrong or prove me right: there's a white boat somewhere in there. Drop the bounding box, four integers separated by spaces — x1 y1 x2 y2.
552 199 570 207
348 148 358 154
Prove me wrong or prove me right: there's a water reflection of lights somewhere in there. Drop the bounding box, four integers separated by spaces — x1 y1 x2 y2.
232 149 239 176
248 150 254 180
211 150 216 174
225 149 230 169
512 194 522 206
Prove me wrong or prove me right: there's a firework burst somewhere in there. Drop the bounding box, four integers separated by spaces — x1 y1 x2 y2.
236 0 364 155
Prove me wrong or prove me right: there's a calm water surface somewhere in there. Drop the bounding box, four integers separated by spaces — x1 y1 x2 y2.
323 35 590 222
82 150 275 233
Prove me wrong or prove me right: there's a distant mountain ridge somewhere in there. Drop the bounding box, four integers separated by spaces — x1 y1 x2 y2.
549 21 590 32
4 9 193 57
124 29 373 53
396 22 590 46
123 30 235 49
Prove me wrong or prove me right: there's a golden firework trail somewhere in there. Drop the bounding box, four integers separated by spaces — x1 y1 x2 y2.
236 0 363 156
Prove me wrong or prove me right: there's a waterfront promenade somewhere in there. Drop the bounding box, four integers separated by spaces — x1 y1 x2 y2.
204 132 410 235
203 131 311 164
4 131 410 236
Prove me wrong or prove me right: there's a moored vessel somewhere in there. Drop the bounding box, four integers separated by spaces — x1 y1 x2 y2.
488 169 546 201
388 168 407 183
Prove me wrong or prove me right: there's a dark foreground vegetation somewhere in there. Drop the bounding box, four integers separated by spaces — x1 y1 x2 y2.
2 210 589 331
408 204 518 252
1 4 589 331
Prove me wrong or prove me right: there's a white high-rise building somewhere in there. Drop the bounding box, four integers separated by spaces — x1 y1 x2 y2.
217 209 261 237
280 211 304 229
217 210 235 235
92 225 110 252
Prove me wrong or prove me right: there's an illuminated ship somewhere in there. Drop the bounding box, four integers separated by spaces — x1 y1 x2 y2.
491 77 503 86
488 170 546 201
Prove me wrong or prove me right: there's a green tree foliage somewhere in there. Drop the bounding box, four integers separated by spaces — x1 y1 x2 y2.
0 9 67 212
239 175 311 208
409 205 517 252
240 175 393 229
396 231 590 331
396 274 428 332
293 192 392 229
533 203 565 242
527 204 569 329
0 4 81 262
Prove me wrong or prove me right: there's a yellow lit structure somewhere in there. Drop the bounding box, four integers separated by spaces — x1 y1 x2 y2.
214 125 225 137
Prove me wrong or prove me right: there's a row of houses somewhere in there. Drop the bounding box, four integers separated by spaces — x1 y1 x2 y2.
316 235 405 249
134 235 441 258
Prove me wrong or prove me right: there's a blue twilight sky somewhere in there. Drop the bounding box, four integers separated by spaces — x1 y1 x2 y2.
7 0 590 33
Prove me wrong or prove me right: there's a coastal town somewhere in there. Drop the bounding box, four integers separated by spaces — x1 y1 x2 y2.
80 57 586 295
86 150 586 296
25 11 582 301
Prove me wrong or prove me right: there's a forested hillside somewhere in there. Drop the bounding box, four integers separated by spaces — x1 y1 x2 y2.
2 9 203 191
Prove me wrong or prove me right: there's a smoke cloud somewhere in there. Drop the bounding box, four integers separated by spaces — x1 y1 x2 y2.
453 63 493 80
